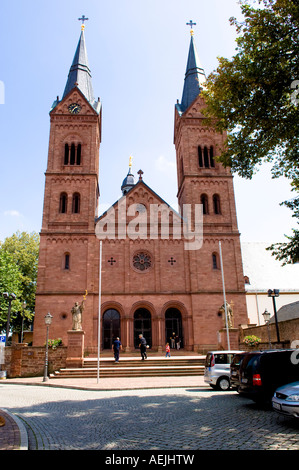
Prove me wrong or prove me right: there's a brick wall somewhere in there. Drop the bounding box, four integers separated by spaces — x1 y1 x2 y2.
4 344 67 378
240 318 299 349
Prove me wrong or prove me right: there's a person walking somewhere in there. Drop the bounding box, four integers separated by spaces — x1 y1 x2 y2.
165 342 171 358
138 334 147 360
112 337 122 363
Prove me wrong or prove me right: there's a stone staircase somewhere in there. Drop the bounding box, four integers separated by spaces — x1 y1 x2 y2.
51 355 205 379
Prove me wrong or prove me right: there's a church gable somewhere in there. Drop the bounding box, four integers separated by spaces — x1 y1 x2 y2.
50 87 101 117
96 181 183 243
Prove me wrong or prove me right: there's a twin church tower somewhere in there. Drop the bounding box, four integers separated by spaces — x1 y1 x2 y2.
33 21 248 352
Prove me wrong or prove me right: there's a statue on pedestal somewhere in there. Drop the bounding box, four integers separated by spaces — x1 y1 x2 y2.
71 300 85 331
219 301 234 329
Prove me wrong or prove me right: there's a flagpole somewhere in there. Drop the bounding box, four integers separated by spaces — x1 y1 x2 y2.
219 241 230 350
97 240 102 383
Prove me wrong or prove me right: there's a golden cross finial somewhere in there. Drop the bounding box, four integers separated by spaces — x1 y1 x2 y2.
129 155 133 168
186 20 196 36
78 15 89 31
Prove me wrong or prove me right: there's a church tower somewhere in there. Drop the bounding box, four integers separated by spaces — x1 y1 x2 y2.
33 23 102 346
174 26 248 347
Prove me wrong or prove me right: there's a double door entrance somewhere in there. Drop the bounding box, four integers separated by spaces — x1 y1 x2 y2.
103 307 183 349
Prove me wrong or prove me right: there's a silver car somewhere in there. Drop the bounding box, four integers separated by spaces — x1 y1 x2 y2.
272 382 299 418
204 350 244 391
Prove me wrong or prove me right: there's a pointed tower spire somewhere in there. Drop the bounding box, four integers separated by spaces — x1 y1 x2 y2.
178 24 206 114
121 156 136 195
63 23 95 106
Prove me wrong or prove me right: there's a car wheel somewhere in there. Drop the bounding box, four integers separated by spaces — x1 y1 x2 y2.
217 377 230 391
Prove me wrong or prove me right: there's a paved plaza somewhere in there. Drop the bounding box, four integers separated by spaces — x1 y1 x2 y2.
0 380 298 451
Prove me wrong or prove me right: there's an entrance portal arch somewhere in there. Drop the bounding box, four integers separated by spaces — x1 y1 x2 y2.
165 308 183 348
103 309 120 349
134 308 152 348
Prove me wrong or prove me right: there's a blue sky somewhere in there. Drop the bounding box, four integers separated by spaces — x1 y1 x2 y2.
0 0 295 244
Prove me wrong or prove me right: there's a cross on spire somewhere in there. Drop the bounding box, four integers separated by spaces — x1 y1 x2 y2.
186 20 196 35
78 15 89 30
138 169 144 181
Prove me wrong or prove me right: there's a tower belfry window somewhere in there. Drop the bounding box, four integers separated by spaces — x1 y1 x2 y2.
72 193 80 213
70 144 76 165
198 145 216 169
64 144 69 165
59 193 68 213
213 194 221 214
77 144 81 165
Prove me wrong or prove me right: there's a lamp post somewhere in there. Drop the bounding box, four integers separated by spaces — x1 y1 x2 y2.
43 313 53 382
267 289 280 344
2 293 16 346
262 308 272 349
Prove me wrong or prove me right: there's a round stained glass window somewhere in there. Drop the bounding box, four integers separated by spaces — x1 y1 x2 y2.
132 252 152 272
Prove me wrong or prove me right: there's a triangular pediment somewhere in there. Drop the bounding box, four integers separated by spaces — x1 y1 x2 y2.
95 180 188 243
50 87 101 116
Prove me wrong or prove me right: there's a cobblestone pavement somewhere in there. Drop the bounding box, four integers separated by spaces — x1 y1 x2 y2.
0 383 298 451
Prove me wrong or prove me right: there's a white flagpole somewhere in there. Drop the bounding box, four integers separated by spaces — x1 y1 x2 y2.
97 240 102 383
219 241 230 350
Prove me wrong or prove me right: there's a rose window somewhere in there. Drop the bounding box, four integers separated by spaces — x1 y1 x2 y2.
132 252 152 272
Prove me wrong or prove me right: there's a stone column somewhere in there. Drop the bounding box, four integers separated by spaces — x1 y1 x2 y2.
66 330 85 368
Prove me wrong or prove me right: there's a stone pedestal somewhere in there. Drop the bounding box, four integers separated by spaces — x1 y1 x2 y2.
218 328 240 350
66 330 85 368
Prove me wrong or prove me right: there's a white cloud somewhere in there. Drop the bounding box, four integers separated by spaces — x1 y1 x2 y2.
4 210 22 217
155 155 176 178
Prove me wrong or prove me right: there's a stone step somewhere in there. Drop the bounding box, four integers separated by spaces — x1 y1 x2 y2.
52 355 206 379
52 366 204 378
83 359 205 368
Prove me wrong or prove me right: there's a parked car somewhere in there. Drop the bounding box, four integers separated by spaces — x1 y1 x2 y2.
272 382 299 418
238 349 299 403
230 352 247 390
204 350 244 391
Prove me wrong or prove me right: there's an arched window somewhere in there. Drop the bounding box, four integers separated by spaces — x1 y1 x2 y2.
70 144 76 165
76 144 81 165
72 193 80 214
212 253 219 270
64 253 70 270
59 193 68 213
213 194 221 214
204 146 209 168
201 194 209 215
64 144 69 165
198 146 203 168
210 146 215 168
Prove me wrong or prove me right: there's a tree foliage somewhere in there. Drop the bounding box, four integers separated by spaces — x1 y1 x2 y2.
202 0 299 263
0 231 39 335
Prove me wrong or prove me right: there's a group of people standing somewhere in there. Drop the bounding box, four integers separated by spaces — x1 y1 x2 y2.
111 334 148 362
111 332 181 362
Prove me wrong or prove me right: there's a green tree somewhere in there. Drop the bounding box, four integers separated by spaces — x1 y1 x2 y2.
0 250 22 333
0 231 39 336
202 0 299 264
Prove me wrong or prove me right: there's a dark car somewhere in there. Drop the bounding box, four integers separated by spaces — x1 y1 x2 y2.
230 352 247 390
238 349 299 403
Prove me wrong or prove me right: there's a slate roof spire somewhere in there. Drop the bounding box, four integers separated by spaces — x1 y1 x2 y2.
63 25 95 106
178 27 206 114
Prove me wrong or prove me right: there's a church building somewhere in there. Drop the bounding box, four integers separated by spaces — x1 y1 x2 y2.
33 22 248 353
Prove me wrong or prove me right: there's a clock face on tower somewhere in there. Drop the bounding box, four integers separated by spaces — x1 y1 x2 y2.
68 103 81 114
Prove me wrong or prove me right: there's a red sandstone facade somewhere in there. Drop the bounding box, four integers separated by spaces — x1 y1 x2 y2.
33 29 248 353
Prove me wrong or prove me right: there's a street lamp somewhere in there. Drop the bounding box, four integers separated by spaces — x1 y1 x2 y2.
268 289 280 344
43 313 53 382
262 308 272 349
2 293 16 346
